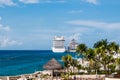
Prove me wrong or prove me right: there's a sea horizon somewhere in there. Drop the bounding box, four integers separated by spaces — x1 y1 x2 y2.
0 50 51 51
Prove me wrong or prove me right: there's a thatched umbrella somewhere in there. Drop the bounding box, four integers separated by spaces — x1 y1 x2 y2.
43 58 63 79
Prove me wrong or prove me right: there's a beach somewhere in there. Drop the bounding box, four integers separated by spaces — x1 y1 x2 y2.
0 70 106 80
1 71 120 80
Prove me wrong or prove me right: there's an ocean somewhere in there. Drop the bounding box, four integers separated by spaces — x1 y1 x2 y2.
0 50 76 76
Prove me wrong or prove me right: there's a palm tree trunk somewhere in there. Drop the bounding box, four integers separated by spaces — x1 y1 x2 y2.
119 65 120 74
104 65 107 76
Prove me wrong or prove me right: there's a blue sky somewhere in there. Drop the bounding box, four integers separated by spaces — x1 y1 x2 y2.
0 0 120 50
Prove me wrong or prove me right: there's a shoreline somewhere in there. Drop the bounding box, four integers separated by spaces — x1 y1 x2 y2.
0 70 51 80
1 71 120 80
0 70 106 80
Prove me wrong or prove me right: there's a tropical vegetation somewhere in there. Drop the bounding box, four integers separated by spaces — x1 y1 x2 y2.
61 39 120 77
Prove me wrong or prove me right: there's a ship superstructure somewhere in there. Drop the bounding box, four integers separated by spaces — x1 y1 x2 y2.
68 39 78 52
52 36 66 53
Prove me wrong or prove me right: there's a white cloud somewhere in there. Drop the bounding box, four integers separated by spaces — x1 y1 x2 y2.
0 0 66 6
66 33 82 42
0 0 16 7
19 0 39 4
66 20 120 30
0 36 22 47
38 0 66 3
0 17 11 32
0 18 22 48
0 24 11 32
68 10 83 14
81 0 99 5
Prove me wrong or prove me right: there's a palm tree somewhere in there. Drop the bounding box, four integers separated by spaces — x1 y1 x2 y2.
74 39 119 76
62 54 73 79
76 43 88 63
62 54 72 71
116 58 120 74
76 64 82 73
87 48 95 60
93 39 108 74
100 54 108 74
108 42 119 54
100 54 115 74
86 48 96 73
94 39 108 51
76 43 87 56
70 59 78 73
107 42 119 74
108 64 116 74
93 39 119 75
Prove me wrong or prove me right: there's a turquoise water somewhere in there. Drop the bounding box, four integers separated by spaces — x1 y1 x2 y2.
0 50 77 76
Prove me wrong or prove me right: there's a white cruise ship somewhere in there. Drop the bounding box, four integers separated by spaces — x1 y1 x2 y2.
52 36 66 53
68 39 78 52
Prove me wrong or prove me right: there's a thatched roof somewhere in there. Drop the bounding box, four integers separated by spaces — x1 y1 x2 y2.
43 58 63 70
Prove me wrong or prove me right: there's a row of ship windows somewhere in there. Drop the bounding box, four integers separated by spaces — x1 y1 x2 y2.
54 46 64 48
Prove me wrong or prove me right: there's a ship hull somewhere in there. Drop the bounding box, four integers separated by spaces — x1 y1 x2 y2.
52 47 66 53
68 50 76 52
